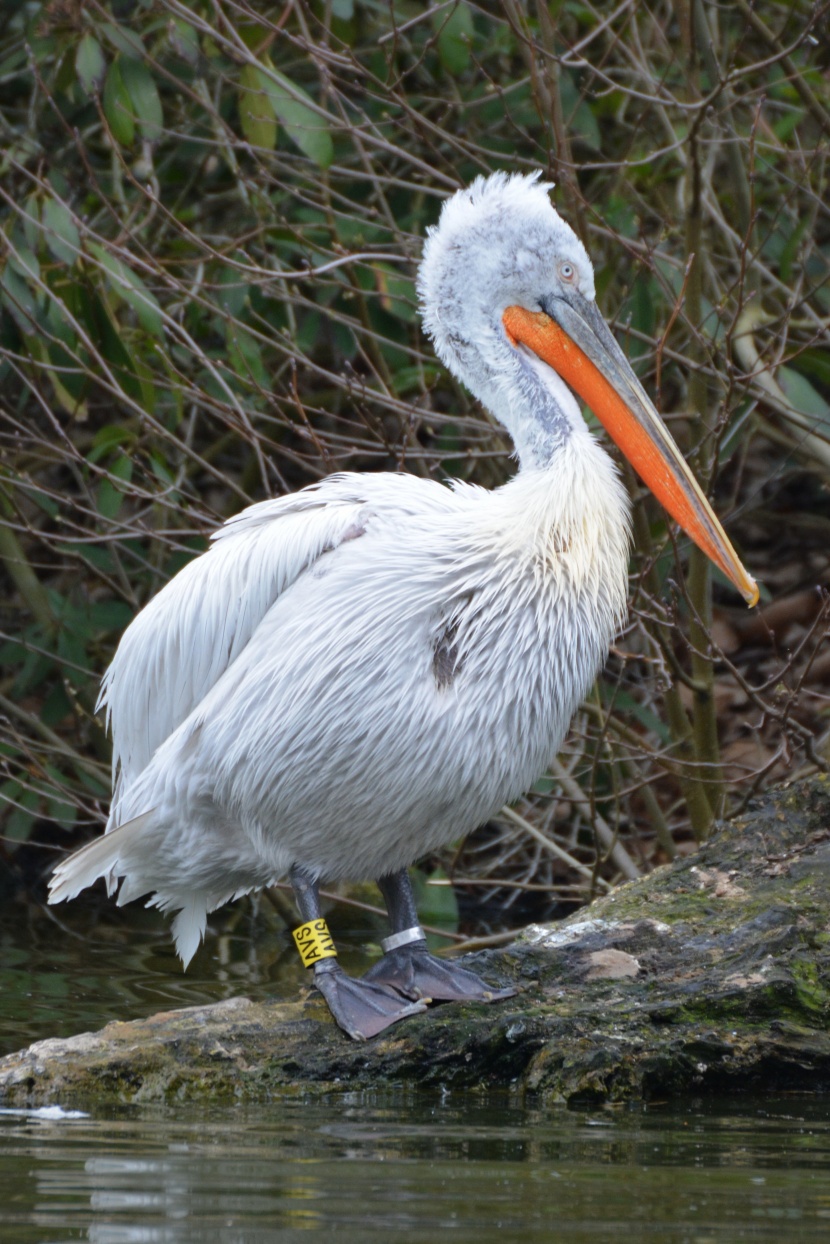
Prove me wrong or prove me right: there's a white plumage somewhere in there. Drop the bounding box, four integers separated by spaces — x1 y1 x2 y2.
49 173 753 1031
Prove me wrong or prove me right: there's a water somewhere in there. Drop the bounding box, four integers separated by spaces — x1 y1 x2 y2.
1 1095 829 1241
0 891 377 1056
2 899 829 1240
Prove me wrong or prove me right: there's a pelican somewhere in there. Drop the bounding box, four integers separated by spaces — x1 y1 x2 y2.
49 172 757 1040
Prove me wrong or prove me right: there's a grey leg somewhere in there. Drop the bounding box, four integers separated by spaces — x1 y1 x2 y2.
289 865 426 1040
363 869 517 1004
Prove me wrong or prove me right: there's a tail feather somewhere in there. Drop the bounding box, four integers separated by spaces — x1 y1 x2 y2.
170 899 208 967
116 874 152 906
50 811 210 968
48 812 155 904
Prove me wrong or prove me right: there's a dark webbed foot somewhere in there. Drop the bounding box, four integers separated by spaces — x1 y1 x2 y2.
289 863 427 1040
312 959 428 1040
368 869 517 1006
289 864 514 1039
363 940 517 1004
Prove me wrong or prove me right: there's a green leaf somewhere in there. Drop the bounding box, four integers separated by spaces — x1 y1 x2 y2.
75 33 106 95
119 56 164 143
46 789 77 829
778 366 830 437
0 47 26 79
0 263 37 332
0 778 21 807
375 266 418 323
28 487 59 520
42 196 81 267
296 308 321 355
259 63 333 169
773 107 805 143
132 347 156 412
77 767 110 799
64 279 145 405
2 784 39 845
792 348 830 390
8 243 40 285
168 16 200 66
90 599 133 632
89 423 137 463
88 242 164 338
433 3 474 75
237 19 272 51
779 217 810 283
103 59 135 146
229 326 268 389
55 542 115 574
96 453 133 519
21 194 40 250
601 686 673 745
393 364 433 395
41 683 73 728
411 866 460 951
626 274 656 341
559 69 601 151
217 261 249 318
238 63 277 151
55 46 77 97
26 336 89 419
101 22 146 60
572 99 601 151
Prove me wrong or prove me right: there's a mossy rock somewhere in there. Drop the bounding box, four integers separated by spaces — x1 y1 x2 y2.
3 776 830 1106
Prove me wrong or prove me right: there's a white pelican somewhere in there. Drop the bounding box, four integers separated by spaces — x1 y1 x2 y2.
49 172 757 1039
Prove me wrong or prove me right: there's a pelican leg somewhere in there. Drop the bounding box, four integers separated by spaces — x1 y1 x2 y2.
289 865 427 1041
363 870 517 1004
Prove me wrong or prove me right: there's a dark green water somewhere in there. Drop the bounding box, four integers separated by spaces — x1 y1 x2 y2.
2 899 830 1240
1 891 378 1056
1 1095 829 1241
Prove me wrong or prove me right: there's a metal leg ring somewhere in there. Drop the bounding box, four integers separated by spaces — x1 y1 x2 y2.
381 925 425 954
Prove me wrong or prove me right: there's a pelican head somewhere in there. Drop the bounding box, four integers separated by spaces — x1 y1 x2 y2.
418 171 758 606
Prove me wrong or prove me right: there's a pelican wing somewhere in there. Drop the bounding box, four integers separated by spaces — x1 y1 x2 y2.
100 472 468 809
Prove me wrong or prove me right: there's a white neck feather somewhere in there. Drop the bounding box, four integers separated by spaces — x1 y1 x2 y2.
417 172 598 472
489 432 631 610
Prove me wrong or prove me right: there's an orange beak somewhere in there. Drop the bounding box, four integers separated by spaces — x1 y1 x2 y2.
503 300 758 606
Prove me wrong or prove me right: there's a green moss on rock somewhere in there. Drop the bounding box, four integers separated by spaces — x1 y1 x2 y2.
3 777 830 1105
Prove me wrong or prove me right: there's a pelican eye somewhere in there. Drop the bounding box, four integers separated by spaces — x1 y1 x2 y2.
558 260 576 283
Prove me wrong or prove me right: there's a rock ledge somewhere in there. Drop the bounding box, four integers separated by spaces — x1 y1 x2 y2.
3 776 830 1104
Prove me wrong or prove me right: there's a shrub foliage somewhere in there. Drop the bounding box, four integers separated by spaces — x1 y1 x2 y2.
1 0 828 914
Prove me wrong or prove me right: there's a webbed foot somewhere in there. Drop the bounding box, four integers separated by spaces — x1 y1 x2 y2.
312 960 428 1040
363 942 517 1004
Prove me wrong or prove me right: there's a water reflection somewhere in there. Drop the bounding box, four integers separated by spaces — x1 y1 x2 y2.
3 905 830 1240
1 1095 829 1241
0 893 378 1056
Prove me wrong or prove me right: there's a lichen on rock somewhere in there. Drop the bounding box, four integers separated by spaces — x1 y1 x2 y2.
3 776 830 1106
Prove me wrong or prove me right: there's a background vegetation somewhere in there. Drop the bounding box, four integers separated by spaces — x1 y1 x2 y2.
1 0 828 939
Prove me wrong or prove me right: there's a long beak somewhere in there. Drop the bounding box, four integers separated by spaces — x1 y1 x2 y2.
502 297 758 607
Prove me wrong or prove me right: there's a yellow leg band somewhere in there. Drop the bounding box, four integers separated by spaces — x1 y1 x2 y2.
293 918 337 967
